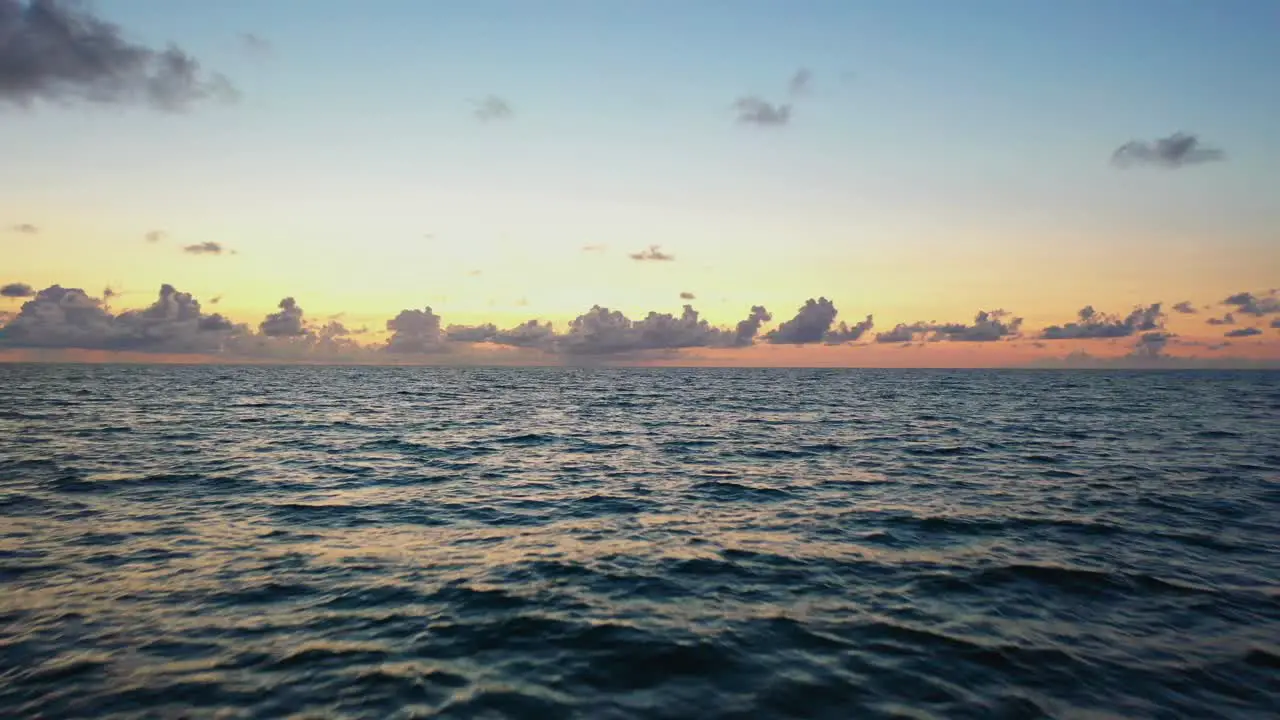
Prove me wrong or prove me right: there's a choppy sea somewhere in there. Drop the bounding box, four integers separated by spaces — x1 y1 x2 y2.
1 364 1278 718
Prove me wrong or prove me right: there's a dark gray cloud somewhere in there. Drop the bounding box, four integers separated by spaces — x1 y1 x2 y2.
1132 331 1173 359
931 310 1023 342
875 322 932 344
1040 304 1164 340
1225 327 1262 338
766 297 838 344
680 291 696 300
259 297 306 337
733 306 771 346
145 229 166 243
10 223 38 234
473 95 513 121
788 68 812 98
1111 133 1224 169
1172 301 1196 314
825 315 875 344
559 304 730 355
1 282 34 297
0 283 239 352
386 307 444 353
0 0 237 110
1223 290 1280 316
494 319 555 349
183 241 223 255
629 245 674 261
209 295 222 305
445 323 498 343
733 96 790 126
1206 313 1235 326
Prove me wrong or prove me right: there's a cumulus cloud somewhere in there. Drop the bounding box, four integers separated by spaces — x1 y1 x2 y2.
473 95 513 121
875 322 931 344
145 229 166 243
1040 304 1164 340
0 283 239 352
9 223 38 234
931 310 1023 342
1132 331 1173 359
1172 301 1196 314
1225 327 1262 338
259 297 306 337
1206 313 1235 326
733 96 790 126
629 245 674 261
559 304 732 355
766 297 838 344
1 282 34 297
386 307 444 353
0 0 238 110
680 291 696 300
1111 132 1224 168
826 315 875 344
1223 291 1280 317
183 241 224 255
445 323 497 343
733 306 772 347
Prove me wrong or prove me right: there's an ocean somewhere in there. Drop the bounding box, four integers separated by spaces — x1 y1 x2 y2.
1 364 1277 718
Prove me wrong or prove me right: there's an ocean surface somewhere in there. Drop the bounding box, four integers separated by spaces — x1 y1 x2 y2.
1 364 1278 719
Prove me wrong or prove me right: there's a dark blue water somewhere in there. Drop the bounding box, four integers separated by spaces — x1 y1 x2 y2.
1 365 1278 718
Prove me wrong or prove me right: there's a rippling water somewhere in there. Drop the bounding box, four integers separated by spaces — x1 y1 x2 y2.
2 365 1278 718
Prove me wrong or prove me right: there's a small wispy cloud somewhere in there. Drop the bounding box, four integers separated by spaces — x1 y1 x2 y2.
1225 327 1262 338
788 68 812 98
680 291 696 300
10 223 38 234
582 244 607 252
733 96 790 126
1172 301 1196 314
473 95 514 121
145 230 167 243
1111 132 1224 169
240 33 272 58
629 245 675 262
183 241 224 255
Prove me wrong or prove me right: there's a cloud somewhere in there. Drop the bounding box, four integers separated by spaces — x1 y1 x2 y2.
259 297 306 337
875 322 931 344
629 245 674 261
0 283 240 352
0 0 238 110
680 292 696 300
558 304 730 355
1172 301 1196 314
1111 133 1224 168
1206 313 1235 326
733 306 772 347
473 95 513 121
1 282 34 297
733 96 790 126
240 32 271 58
209 295 222 305
826 315 875 344
144 229 166 243
183 241 224 255
1040 304 1164 340
10 223 38 234
386 307 444 353
582 244 607 252
788 68 812 98
1132 331 1173 358
445 323 497 343
1223 290 1280 317
766 297 838 344
1225 327 1262 338
931 309 1023 342
1272 319 1280 329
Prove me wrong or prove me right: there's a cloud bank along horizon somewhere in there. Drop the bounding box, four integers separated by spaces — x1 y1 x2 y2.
1 281 1276 362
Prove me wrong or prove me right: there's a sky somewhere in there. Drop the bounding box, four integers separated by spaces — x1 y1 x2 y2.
2 0 1278 366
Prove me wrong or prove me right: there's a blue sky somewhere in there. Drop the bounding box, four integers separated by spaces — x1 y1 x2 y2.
2 0 1278 362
